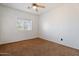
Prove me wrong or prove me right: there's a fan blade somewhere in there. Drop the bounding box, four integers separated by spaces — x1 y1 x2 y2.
37 5 45 8
32 3 45 8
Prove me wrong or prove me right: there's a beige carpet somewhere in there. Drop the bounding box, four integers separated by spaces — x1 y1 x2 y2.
0 38 79 56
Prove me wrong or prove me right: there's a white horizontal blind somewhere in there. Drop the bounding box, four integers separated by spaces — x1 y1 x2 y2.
16 18 32 31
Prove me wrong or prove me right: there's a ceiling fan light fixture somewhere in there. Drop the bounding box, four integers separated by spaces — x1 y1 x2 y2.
28 3 45 12
32 5 37 9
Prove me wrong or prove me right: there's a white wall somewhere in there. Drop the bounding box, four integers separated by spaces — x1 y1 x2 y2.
0 5 38 44
39 4 79 49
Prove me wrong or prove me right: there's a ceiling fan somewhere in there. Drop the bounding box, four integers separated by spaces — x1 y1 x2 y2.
28 3 45 12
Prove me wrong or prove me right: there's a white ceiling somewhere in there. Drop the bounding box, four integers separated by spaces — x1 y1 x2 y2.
0 3 63 15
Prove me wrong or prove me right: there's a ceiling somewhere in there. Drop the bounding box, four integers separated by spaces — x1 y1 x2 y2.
0 3 63 15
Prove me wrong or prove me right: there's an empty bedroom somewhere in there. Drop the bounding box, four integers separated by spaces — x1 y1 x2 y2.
0 3 79 56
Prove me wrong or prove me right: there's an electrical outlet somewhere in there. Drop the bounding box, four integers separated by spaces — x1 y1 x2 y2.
61 38 63 41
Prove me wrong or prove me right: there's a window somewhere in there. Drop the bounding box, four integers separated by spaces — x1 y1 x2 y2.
16 19 32 31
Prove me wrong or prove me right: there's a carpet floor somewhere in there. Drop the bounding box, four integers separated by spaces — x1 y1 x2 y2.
0 38 79 56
